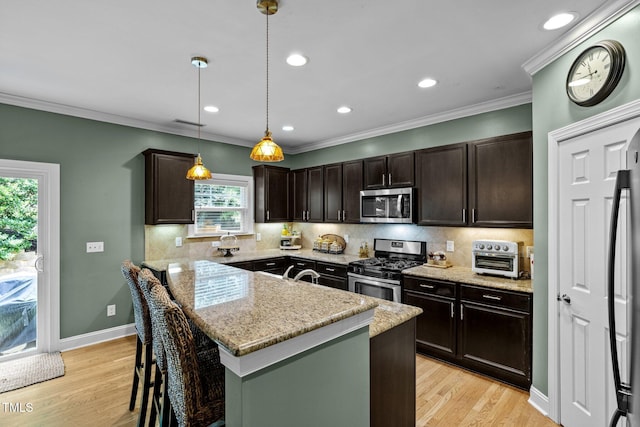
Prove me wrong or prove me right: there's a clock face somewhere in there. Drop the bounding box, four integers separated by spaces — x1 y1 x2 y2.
566 40 625 107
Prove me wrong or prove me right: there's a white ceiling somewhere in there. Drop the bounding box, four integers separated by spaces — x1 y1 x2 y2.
0 0 628 154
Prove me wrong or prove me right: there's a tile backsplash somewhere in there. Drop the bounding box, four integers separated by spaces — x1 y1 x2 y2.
145 222 533 271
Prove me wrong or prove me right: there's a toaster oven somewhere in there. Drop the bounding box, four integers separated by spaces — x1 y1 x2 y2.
471 240 523 279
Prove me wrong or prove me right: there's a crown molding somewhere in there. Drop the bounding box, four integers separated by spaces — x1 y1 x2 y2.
523 0 640 76
0 92 254 148
283 92 532 154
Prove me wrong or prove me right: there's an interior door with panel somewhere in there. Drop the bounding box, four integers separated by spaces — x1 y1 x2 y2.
557 121 638 427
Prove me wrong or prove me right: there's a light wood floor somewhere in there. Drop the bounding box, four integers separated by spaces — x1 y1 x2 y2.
1 336 558 426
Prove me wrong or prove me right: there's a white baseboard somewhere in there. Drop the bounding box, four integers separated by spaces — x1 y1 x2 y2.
528 385 550 417
58 323 136 352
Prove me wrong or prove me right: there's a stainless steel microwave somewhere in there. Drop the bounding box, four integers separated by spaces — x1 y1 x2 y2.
360 187 413 223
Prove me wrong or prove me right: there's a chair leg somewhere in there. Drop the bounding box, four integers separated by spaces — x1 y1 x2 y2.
149 364 162 427
129 334 143 411
137 342 154 427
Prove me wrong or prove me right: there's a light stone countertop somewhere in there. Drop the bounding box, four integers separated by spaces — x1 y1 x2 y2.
401 265 533 293
165 260 379 356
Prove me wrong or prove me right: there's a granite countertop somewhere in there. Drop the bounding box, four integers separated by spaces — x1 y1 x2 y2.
166 260 379 357
402 265 532 293
366 298 423 338
144 249 362 272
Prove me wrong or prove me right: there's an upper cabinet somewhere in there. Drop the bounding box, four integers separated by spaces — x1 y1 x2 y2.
290 167 323 222
143 149 195 225
468 131 532 228
363 152 414 189
414 132 533 228
253 165 290 223
323 160 363 223
415 143 467 227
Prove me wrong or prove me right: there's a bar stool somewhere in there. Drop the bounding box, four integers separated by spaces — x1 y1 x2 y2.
141 269 225 427
121 260 154 427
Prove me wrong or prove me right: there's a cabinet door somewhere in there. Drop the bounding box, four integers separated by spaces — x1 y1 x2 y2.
253 165 290 223
288 257 316 282
458 301 531 388
144 149 195 225
404 290 456 360
342 160 363 223
363 156 387 189
415 144 467 226
290 169 308 221
468 131 533 228
387 152 414 187
324 163 343 223
307 166 324 222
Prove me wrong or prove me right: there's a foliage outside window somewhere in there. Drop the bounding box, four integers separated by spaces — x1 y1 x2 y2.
0 177 38 260
188 174 254 237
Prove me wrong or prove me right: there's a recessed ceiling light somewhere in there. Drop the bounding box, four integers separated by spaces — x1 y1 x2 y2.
282 125 294 131
204 105 219 113
418 78 437 88
543 12 577 30
286 54 308 67
337 106 352 114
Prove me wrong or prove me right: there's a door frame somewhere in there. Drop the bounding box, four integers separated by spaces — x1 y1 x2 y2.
0 159 60 360
548 99 640 423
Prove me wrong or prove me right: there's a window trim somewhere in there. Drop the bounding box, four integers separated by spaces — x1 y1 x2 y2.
187 173 254 238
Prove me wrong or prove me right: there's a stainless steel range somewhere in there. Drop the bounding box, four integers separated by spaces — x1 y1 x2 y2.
348 238 427 302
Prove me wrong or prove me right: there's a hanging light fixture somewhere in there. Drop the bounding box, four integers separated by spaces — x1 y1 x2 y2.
186 56 213 180
250 0 285 162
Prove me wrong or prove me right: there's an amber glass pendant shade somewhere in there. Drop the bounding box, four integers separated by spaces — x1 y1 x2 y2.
186 154 212 180
250 130 284 162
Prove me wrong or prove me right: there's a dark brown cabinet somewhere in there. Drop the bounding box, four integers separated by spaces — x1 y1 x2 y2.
287 257 316 282
253 165 290 223
404 276 532 389
143 149 195 225
324 161 363 223
468 131 533 228
363 152 414 189
415 143 467 226
254 257 287 275
316 261 348 291
290 167 323 222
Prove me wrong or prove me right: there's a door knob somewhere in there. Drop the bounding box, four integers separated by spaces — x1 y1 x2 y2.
558 294 571 304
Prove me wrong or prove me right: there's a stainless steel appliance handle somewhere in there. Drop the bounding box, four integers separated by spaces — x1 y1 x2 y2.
347 272 401 287
607 169 631 419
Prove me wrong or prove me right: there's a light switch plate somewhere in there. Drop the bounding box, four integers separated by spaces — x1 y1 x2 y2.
107 304 116 317
175 237 183 247
446 240 454 252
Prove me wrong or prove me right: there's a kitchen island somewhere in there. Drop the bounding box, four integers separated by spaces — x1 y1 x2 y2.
164 259 421 427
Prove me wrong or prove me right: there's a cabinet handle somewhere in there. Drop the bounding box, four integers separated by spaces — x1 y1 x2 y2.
382 174 386 186
297 262 305 266
472 208 476 223
388 173 392 186
267 210 270 221
462 208 466 222
326 268 335 272
460 306 464 320
482 294 502 301
419 284 435 289
450 302 454 318
192 209 195 222
307 210 310 221
337 210 341 221
266 262 276 266
342 210 346 221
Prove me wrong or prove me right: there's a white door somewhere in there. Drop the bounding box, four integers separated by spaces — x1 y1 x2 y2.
0 159 59 362
557 119 640 426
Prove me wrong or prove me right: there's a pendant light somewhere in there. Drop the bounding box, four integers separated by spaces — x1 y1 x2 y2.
186 56 213 180
250 0 285 162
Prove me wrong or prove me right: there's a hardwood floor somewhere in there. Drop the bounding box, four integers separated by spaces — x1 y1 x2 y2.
0 336 558 426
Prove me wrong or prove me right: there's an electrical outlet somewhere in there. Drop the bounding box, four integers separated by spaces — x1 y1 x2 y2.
107 304 116 317
344 234 349 243
526 246 534 258
211 241 221 247
86 241 104 253
175 237 183 247
256 233 261 241
446 240 455 252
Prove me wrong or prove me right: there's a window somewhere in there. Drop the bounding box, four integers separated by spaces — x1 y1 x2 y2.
187 173 254 237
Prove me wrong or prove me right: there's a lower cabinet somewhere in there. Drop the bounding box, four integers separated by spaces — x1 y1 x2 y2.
227 261 255 271
287 257 316 282
253 257 287 275
403 276 532 389
316 261 348 290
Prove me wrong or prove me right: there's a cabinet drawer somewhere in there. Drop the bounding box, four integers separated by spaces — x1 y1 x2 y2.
403 276 455 298
316 262 347 278
460 284 530 312
288 257 316 270
254 257 286 271
228 261 255 271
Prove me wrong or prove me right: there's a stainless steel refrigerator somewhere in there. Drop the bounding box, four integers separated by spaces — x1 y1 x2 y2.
609 131 640 426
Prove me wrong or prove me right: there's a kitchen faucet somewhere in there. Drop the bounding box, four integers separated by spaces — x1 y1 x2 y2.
293 269 320 284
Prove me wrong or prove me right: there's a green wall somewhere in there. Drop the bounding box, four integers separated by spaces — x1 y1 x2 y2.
531 5 640 395
0 101 532 340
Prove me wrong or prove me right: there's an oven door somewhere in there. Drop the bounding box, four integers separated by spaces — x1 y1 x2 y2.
347 272 401 302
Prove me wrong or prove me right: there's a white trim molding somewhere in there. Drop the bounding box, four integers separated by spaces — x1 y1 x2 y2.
547 99 640 423
58 324 136 352
528 386 550 418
